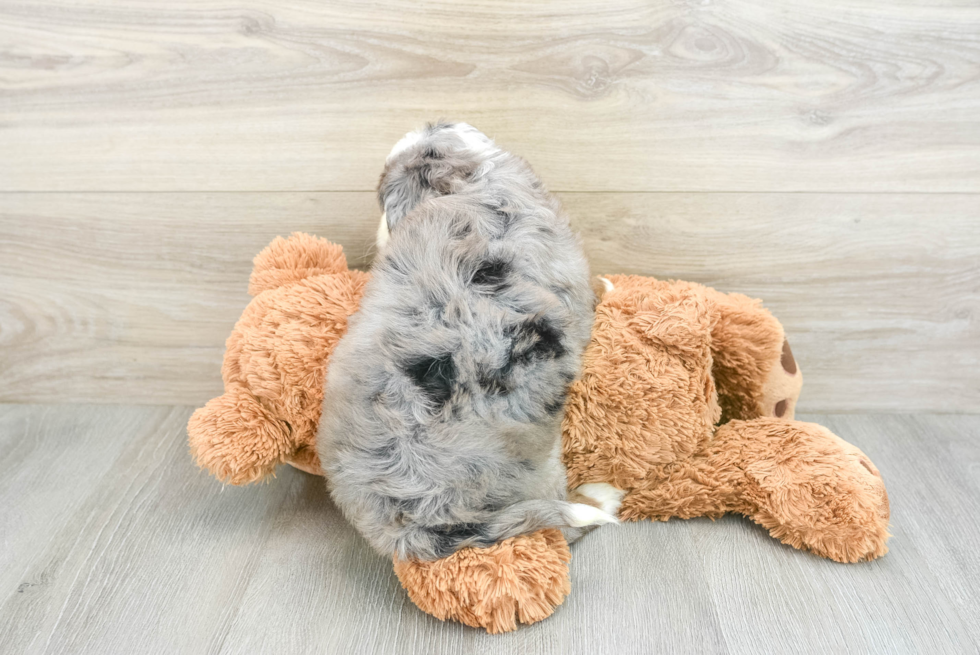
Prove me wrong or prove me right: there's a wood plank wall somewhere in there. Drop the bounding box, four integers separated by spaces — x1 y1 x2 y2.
1 0 978 411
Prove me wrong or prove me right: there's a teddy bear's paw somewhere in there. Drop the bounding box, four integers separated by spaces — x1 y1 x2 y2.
187 386 293 485
757 339 804 420
573 482 626 519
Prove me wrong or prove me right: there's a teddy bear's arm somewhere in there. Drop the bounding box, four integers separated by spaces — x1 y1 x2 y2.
188 384 294 485
700 286 803 422
590 275 801 423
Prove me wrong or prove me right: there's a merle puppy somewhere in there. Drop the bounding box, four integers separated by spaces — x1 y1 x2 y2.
318 123 622 561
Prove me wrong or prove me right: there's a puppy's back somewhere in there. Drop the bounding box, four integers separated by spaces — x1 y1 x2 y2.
319 124 602 560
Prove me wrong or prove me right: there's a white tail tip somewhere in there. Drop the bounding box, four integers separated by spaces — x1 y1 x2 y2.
567 503 619 527
574 482 626 518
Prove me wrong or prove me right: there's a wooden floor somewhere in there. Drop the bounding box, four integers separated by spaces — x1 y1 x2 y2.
0 405 977 654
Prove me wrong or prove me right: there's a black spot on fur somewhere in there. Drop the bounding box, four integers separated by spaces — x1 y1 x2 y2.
398 497 421 512
528 320 566 358
406 151 477 196
365 439 398 461
471 259 509 291
405 354 456 406
414 162 433 190
509 318 566 365
545 393 567 416
383 495 421 513
379 255 406 278
451 220 472 239
477 362 512 395
427 523 489 557
428 121 452 133
479 200 517 240
481 500 505 513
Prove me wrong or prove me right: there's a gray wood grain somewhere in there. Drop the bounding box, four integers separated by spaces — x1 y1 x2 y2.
1 405 978 654
1 192 976 411
1 0 979 192
0 405 299 654
0 192 380 407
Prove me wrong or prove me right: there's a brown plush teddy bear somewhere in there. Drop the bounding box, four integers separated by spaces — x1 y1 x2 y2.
189 233 369 484
188 233 890 634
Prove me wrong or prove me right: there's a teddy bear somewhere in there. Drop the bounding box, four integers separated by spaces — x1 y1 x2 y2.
188 233 890 634
188 233 369 485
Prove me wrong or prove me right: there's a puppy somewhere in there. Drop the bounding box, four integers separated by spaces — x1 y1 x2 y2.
318 123 621 561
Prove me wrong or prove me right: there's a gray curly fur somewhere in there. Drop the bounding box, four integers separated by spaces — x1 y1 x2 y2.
317 123 597 560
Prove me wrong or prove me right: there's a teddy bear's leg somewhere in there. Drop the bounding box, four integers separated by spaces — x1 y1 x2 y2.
617 456 737 523
620 417 890 563
248 232 352 296
701 286 803 422
187 384 295 485
710 417 890 563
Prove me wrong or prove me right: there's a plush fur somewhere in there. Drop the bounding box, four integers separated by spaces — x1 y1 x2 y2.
393 528 572 634
317 123 604 560
188 235 890 633
187 233 368 485
563 275 889 565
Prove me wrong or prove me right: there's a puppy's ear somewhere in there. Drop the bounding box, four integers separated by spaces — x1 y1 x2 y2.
591 276 614 308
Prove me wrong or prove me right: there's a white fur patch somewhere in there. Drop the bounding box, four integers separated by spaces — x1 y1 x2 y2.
376 212 390 250
598 277 615 293
451 123 498 156
387 130 423 162
566 502 619 527
574 482 625 518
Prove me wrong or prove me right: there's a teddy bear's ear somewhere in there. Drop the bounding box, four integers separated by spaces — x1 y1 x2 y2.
700 287 800 422
248 233 350 296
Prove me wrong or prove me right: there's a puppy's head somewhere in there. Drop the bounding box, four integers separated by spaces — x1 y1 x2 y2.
376 123 498 249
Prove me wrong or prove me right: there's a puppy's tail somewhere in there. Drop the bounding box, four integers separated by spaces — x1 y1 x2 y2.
403 499 617 561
